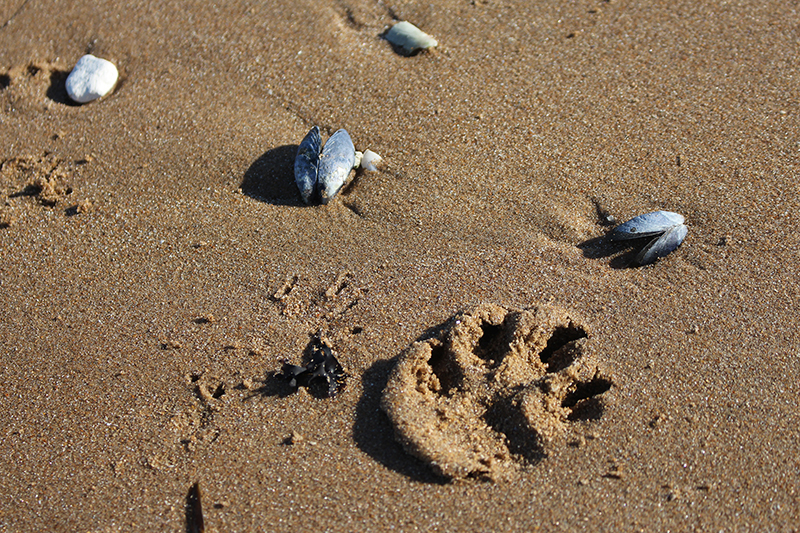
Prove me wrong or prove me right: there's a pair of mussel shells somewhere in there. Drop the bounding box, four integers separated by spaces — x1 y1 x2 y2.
606 211 688 266
294 126 357 205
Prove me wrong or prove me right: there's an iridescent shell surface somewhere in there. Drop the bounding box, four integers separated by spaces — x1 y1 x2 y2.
634 223 688 266
294 126 321 204
607 211 688 266
607 211 685 241
318 129 355 204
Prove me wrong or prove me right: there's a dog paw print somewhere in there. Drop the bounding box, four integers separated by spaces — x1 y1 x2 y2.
381 303 613 480
170 372 228 453
270 271 363 324
1 154 75 214
0 60 77 107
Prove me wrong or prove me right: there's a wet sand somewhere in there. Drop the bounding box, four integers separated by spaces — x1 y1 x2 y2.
1 0 799 530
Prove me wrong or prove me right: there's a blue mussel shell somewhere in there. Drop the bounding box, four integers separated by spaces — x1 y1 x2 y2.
294 126 322 204
607 211 685 241
607 211 688 266
293 127 355 205
318 129 355 204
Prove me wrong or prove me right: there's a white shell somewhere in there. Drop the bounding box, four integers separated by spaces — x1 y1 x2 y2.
360 149 383 171
65 54 118 103
385 21 438 55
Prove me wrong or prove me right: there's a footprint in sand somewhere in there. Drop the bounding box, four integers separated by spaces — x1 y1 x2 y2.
0 60 76 107
381 303 613 480
1 154 78 226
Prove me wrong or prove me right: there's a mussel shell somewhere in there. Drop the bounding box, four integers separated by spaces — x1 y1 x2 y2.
294 126 322 204
318 129 355 204
634 223 688 266
385 21 438 55
607 211 685 241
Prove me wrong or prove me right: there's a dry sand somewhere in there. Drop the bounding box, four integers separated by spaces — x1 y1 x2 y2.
1 0 799 530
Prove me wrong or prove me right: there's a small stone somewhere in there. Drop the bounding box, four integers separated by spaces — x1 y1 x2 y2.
66 54 118 104
0 211 16 228
75 199 93 214
568 436 586 448
288 431 304 445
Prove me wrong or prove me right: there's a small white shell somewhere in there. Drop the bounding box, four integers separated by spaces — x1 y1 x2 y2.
65 54 118 103
385 21 438 55
360 150 383 171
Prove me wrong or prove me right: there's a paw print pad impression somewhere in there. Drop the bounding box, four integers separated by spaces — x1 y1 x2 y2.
381 303 613 480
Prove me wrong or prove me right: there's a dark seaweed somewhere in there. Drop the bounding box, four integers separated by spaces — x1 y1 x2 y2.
279 342 347 398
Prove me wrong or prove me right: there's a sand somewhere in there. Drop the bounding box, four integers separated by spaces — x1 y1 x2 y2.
1 0 799 530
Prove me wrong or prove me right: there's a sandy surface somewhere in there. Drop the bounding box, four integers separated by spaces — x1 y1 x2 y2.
1 0 799 530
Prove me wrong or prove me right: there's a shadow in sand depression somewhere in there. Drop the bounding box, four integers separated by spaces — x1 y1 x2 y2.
241 145 308 206
45 69 82 107
578 235 653 270
353 357 448 484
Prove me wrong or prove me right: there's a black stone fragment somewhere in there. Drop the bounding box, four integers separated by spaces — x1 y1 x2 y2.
279 342 347 398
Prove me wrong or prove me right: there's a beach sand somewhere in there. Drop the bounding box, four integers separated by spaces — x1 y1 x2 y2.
1 0 799 530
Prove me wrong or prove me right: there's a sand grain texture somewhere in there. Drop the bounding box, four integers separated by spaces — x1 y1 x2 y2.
1 0 799 531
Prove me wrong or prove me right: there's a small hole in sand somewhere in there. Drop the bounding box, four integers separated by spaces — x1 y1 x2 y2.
539 324 588 369
428 343 458 394
483 393 545 465
563 377 612 420
474 321 508 366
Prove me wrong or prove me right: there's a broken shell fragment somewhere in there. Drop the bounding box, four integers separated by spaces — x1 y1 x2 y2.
360 149 383 171
607 211 688 266
293 127 356 204
294 126 322 204
318 129 356 204
385 21 438 55
65 54 119 104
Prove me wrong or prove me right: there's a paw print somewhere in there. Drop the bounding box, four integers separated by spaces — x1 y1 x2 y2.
382 303 613 480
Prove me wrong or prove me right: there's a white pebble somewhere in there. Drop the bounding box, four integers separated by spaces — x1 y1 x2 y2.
360 149 383 171
66 54 118 104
